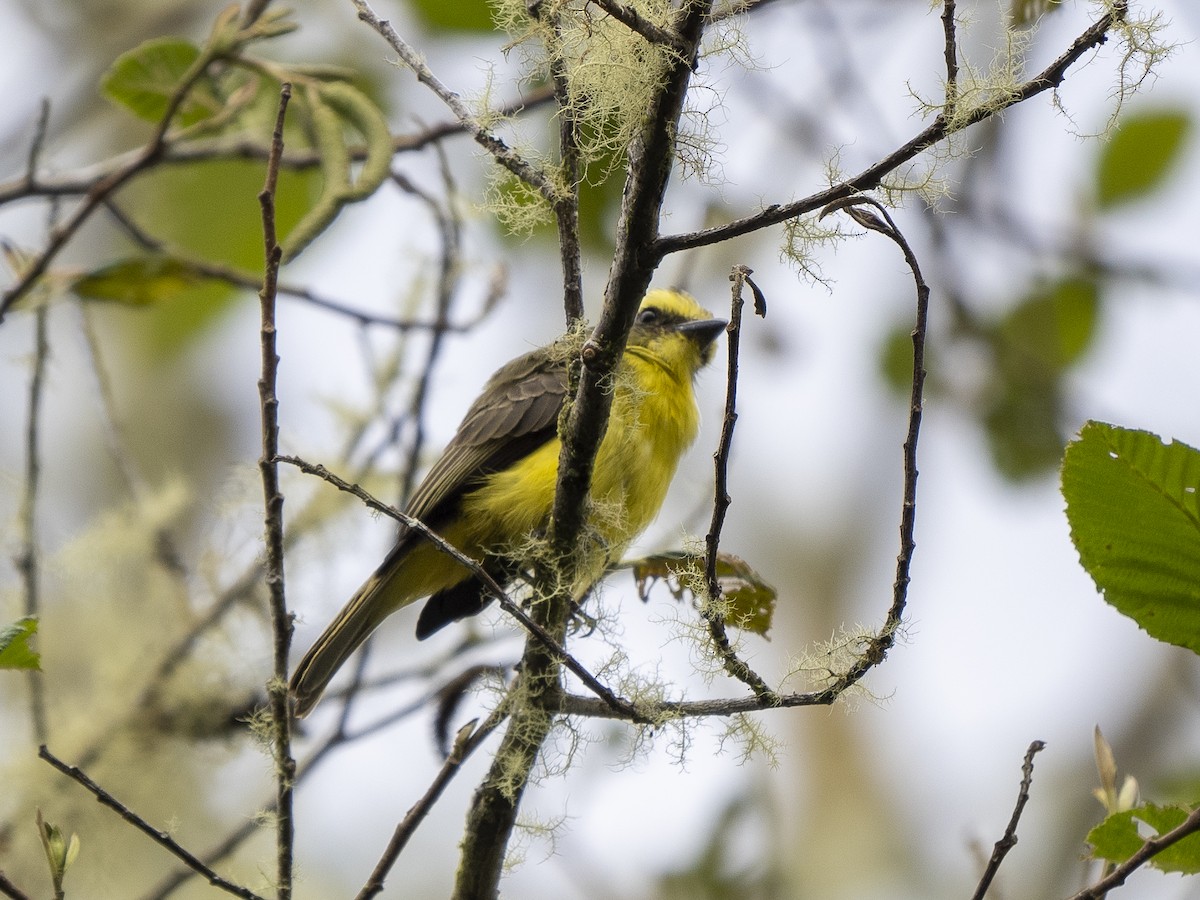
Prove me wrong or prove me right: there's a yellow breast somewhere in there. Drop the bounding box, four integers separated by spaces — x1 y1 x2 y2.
460 347 700 585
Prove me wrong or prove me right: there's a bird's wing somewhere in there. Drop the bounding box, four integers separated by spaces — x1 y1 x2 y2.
403 346 568 527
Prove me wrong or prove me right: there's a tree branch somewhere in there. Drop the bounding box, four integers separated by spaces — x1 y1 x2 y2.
451 4 714 895
275 454 646 721
38 746 266 900
256 82 295 900
941 0 960 120
532 0 585 322
1069 805 1200 900
652 4 1127 258
100 199 473 331
348 0 557 204
970 740 1047 900
0 33 233 319
0 88 554 207
809 196 929 693
0 869 34 900
17 304 49 745
700 266 776 700
589 0 688 52
354 711 505 899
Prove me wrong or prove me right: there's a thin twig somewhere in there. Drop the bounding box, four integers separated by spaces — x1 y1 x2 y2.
17 304 49 745
38 746 266 900
13 100 54 745
257 82 295 900
970 740 1047 900
100 199 471 331
699 266 776 701
0 35 231 319
354 711 505 899
0 870 33 900
140 668 463 899
390 156 463 507
652 4 1127 258
453 2 715 895
25 99 52 189
1068 804 1200 899
274 454 647 722
589 0 688 51
533 0 585 322
0 88 555 207
809 196 928 693
348 0 557 204
941 0 959 120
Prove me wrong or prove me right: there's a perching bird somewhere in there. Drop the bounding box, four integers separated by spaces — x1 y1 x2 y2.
289 289 725 716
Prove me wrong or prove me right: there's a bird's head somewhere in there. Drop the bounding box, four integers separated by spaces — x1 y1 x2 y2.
626 289 727 377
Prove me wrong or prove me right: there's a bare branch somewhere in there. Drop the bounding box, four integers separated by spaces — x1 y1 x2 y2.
101 199 467 331
700 266 776 701
257 82 296 900
0 88 554 209
531 0 585 322
941 0 960 119
0 35 235 319
38 746 266 900
0 870 33 900
348 0 557 203
970 740 1047 900
17 304 49 745
1069 805 1200 899
275 454 647 721
653 5 1127 258
811 196 929 691
453 3 715 894
24 99 52 187
354 712 505 900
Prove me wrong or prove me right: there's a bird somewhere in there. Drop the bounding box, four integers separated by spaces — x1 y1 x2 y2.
289 288 726 717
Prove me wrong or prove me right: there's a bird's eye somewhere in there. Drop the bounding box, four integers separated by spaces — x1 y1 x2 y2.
637 307 662 325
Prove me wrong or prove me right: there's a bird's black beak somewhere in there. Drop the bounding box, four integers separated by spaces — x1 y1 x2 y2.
675 317 727 351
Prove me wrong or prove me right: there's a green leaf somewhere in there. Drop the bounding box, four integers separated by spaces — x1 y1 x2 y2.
101 38 217 127
1000 275 1099 369
1089 803 1200 874
980 275 1099 480
37 810 80 895
281 81 394 262
1097 110 1191 209
410 0 496 31
629 551 777 636
71 257 199 307
118 159 321 357
715 554 777 637
1009 0 1063 27
983 367 1063 480
1062 422 1200 653
0 617 41 671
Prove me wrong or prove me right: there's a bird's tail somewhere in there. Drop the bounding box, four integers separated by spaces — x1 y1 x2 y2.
289 568 393 718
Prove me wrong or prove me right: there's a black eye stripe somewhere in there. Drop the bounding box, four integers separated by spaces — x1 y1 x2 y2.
637 307 691 329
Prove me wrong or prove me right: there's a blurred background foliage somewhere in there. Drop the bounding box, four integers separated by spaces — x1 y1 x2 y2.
2 0 1199 898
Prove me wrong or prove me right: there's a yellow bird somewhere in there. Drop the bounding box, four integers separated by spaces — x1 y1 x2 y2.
289 289 725 716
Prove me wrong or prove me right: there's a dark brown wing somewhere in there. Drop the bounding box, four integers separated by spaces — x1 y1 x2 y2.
402 343 568 529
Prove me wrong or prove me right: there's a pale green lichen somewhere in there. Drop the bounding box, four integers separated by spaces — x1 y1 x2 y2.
717 712 782 768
